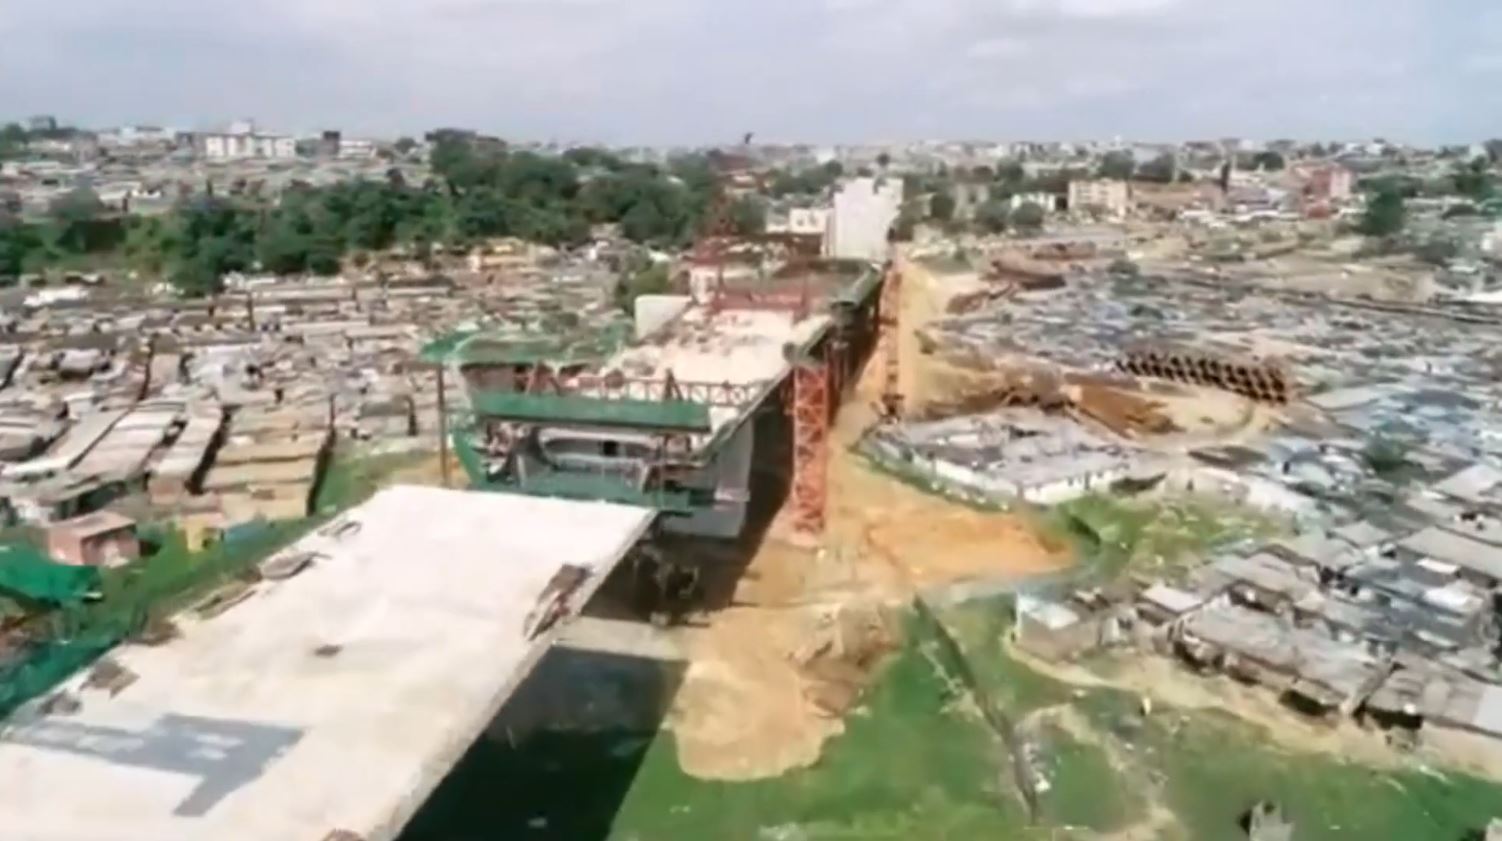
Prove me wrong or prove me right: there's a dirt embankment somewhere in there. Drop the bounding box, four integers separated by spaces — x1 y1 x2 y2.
667 255 1074 781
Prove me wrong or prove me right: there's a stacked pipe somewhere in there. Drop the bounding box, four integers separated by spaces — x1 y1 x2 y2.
1116 344 1293 405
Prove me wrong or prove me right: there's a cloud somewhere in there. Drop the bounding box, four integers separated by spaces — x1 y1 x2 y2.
0 0 1489 143
966 37 1029 59
1007 0 1183 17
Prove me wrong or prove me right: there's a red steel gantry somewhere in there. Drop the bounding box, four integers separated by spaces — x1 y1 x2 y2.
789 349 831 538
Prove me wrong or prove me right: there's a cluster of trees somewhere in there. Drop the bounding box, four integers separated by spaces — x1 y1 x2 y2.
0 121 83 160
768 161 844 197
1358 158 1497 204
1095 151 1193 184
0 137 766 296
1359 187 1407 238
972 199 1045 234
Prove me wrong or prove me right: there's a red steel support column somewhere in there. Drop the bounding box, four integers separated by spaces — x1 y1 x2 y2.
790 354 831 539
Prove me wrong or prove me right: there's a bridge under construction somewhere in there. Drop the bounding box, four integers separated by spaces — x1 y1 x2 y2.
0 261 900 841
434 259 891 540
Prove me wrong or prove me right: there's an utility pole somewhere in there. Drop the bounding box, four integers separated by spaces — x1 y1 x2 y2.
436 365 450 488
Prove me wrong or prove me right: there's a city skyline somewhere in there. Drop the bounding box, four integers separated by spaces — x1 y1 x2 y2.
2 0 1499 145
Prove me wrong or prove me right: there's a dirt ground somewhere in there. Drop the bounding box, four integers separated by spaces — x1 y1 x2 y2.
667 255 1074 781
667 601 899 780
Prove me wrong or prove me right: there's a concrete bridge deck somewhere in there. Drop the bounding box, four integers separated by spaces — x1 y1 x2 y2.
0 485 656 841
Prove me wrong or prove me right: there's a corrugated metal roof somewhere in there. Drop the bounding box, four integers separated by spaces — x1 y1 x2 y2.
1400 527 1502 582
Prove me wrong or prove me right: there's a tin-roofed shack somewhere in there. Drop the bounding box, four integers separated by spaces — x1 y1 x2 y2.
45 510 138 568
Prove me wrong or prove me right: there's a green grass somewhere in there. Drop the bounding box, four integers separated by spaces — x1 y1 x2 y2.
313 447 430 514
937 596 1071 716
1035 724 1139 833
405 602 1502 841
1046 493 1285 583
1142 708 1502 840
403 615 1043 841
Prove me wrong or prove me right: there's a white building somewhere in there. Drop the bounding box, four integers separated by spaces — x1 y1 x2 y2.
767 207 832 237
788 207 830 236
1067 179 1131 218
338 138 378 159
1008 192 1059 213
1484 220 1502 260
200 133 296 161
98 126 176 148
829 177 903 261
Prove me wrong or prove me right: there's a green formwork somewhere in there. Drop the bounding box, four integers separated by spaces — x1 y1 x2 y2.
469 391 712 433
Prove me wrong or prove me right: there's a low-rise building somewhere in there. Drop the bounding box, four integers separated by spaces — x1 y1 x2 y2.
338 138 378 160
45 510 139 568
1067 179 1131 218
829 177 903 261
198 133 296 161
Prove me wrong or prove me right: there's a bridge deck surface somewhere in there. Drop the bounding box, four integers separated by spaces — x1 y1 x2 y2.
0 485 655 841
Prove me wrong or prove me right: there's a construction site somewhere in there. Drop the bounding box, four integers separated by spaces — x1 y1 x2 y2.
4 179 1502 840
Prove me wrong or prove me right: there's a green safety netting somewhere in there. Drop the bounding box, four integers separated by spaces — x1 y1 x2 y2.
469 391 711 432
0 545 101 605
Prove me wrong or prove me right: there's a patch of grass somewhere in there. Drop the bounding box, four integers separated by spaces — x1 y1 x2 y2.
1141 709 1501 840
313 447 428 514
400 604 1502 841
403 614 1044 841
937 596 1071 716
1035 724 1139 833
1047 493 1285 583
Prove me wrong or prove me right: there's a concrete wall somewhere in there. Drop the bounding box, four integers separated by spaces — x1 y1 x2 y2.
830 177 902 261
662 422 754 539
634 295 692 340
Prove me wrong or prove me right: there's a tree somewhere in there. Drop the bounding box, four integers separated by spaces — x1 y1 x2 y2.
1135 154 1177 184
974 200 1011 234
890 206 921 242
0 220 39 277
1486 139 1502 164
394 137 417 156
876 152 892 171
1452 158 1495 201
1098 151 1135 180
995 160 1025 185
615 263 672 310
0 123 26 159
1251 151 1286 171
1011 201 1046 231
929 191 956 223
1359 188 1406 238
49 187 105 224
728 195 767 236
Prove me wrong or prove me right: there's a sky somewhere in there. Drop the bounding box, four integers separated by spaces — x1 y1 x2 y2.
0 0 1498 145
